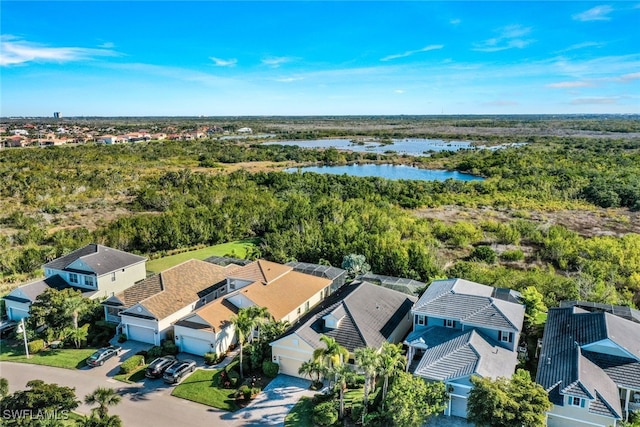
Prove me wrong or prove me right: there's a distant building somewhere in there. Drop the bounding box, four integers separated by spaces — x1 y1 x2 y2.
53 112 61 119
237 127 252 134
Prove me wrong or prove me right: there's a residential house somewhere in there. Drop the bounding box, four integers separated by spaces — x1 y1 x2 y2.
174 260 332 357
270 281 417 377
405 278 525 418
536 302 640 426
4 244 147 321
117 259 229 345
285 261 347 293
237 127 252 134
97 135 124 144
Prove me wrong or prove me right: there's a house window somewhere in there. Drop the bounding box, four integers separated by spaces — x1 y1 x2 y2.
304 301 310 312
85 276 95 287
297 307 301 315
69 273 78 284
111 272 116 282
499 331 513 343
569 397 582 407
230 281 236 290
445 319 455 328
417 315 425 326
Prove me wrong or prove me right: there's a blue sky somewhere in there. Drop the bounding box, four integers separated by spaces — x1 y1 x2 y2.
1 1 639 116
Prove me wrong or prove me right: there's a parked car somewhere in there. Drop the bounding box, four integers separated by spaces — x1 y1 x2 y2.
145 355 177 378
86 346 122 367
0 321 17 339
162 359 196 384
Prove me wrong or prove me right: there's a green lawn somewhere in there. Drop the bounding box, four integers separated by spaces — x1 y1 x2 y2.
171 369 238 411
146 239 258 274
285 396 314 427
0 342 95 369
114 365 148 383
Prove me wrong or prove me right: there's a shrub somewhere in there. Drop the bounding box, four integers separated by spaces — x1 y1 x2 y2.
227 370 240 387
117 333 127 343
204 352 218 366
501 249 525 261
262 360 279 378
346 374 365 389
313 401 338 427
161 341 178 355
237 385 251 400
147 346 163 359
251 387 261 397
28 339 45 354
469 245 497 264
119 355 144 374
351 403 364 423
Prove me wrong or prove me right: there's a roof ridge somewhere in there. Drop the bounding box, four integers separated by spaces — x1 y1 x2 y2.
490 298 519 330
256 260 268 284
341 300 368 347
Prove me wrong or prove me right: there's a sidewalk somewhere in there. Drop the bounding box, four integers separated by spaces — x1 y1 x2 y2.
207 347 241 370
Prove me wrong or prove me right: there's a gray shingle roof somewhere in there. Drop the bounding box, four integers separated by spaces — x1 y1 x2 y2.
409 326 518 381
43 244 146 276
412 278 524 332
4 275 94 303
281 281 416 353
535 306 633 420
583 351 640 390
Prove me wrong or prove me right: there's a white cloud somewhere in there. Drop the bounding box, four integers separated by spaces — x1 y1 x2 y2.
473 25 534 52
572 5 614 21
394 89 405 94
262 57 294 68
546 81 593 88
381 45 443 61
0 35 118 66
209 57 237 67
619 72 640 82
556 41 605 53
98 42 115 49
571 97 618 105
275 76 303 82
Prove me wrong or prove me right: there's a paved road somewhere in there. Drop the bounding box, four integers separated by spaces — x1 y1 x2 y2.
0 358 313 427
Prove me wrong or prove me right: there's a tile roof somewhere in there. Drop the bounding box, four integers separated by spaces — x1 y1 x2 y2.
229 260 292 285
280 282 417 353
43 244 146 276
236 270 331 320
535 306 633 420
121 260 227 320
105 275 163 308
180 298 239 333
408 326 518 381
412 279 524 332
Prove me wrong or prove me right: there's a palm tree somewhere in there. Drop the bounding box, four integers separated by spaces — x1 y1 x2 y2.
79 414 123 427
334 364 355 420
84 387 121 420
378 342 406 409
313 335 349 373
62 294 87 348
230 306 271 379
355 347 380 422
298 360 323 384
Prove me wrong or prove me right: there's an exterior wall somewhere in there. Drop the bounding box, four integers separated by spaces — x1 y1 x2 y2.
48 267 97 291
104 306 122 324
467 325 518 352
547 404 618 427
226 278 253 293
281 287 327 324
5 300 31 321
156 302 199 341
386 310 414 344
270 334 315 378
226 293 255 310
94 262 146 299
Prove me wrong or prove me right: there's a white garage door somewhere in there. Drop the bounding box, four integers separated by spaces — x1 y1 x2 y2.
181 336 211 356
450 396 468 418
277 356 304 378
127 324 155 344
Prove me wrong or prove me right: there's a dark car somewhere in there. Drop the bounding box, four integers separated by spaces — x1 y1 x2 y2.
162 359 196 384
145 355 177 379
86 346 122 367
0 321 17 339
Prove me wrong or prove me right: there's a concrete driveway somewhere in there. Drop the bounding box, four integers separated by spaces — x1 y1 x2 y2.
222 374 315 426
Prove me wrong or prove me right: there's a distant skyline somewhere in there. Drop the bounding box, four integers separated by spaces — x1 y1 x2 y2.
1 1 639 116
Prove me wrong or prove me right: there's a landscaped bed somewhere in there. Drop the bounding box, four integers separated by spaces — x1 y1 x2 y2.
0 340 95 369
114 365 148 384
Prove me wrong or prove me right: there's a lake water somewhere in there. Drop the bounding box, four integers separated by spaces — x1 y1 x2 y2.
264 138 524 156
284 164 485 181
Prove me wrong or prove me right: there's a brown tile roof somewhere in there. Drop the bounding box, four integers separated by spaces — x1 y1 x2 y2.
238 270 331 320
189 298 239 332
230 260 292 284
133 260 227 320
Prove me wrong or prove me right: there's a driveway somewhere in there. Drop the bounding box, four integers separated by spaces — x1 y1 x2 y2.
220 375 315 426
1 363 313 427
425 415 475 426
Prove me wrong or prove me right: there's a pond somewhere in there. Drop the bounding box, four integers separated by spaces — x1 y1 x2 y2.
264 138 474 156
284 164 485 181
